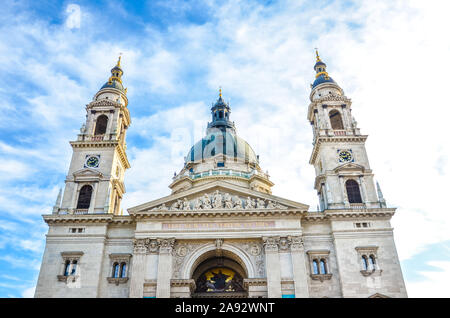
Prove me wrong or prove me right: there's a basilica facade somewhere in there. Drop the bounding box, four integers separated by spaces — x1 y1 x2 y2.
34 52 407 298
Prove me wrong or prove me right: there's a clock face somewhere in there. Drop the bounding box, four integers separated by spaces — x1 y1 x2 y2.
338 150 353 163
85 156 100 168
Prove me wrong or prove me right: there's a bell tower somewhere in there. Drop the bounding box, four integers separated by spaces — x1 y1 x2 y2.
53 57 131 215
307 50 385 210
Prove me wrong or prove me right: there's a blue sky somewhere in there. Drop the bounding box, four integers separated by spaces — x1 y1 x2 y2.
1 0 450 297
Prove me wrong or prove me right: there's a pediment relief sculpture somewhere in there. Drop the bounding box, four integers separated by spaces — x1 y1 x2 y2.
149 190 288 211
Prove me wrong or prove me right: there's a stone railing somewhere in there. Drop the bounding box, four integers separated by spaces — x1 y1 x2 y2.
173 168 269 182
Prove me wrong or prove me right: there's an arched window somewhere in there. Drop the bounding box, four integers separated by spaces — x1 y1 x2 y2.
362 255 369 271
70 260 77 275
329 110 344 130
112 263 120 278
94 115 108 135
120 262 127 278
320 259 327 274
345 179 362 203
64 260 71 276
369 255 376 269
312 260 319 274
76 185 93 209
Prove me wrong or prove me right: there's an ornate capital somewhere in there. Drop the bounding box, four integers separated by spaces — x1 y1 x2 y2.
133 238 149 254
158 238 175 254
262 236 280 252
289 236 304 251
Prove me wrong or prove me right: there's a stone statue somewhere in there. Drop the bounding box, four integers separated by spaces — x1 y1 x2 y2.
233 196 242 209
193 198 202 210
159 203 167 210
171 200 181 211
224 193 233 209
266 200 276 209
352 116 358 128
213 190 223 209
245 197 256 209
182 198 191 210
202 193 212 209
80 123 86 134
256 198 266 209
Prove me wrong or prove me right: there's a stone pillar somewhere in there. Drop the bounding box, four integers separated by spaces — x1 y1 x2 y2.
88 182 98 213
324 181 333 204
69 183 79 213
289 236 309 298
358 176 369 204
129 238 148 298
263 236 281 298
339 176 350 207
156 238 175 298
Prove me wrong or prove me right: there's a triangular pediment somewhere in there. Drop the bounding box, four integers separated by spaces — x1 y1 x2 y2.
333 162 365 173
128 180 309 214
73 168 103 179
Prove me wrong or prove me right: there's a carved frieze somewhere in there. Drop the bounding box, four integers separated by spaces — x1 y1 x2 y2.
149 191 288 212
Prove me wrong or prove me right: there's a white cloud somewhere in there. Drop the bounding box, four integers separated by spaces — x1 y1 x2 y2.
65 4 81 29
406 261 450 298
21 286 36 298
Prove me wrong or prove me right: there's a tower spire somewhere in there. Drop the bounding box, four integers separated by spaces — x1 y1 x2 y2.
315 48 321 62
311 49 338 89
99 56 127 94
207 89 235 133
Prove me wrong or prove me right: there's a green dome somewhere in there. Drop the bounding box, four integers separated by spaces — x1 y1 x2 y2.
186 130 257 164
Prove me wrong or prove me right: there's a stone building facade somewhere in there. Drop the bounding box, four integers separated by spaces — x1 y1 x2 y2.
34 52 407 298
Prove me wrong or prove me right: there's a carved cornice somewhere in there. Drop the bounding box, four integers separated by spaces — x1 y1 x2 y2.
42 214 134 225
309 135 368 165
87 99 123 109
132 208 307 219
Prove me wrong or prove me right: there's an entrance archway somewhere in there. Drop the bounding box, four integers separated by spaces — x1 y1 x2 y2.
190 249 249 298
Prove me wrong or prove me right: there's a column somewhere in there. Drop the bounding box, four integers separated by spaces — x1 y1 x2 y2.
88 182 98 213
106 111 114 139
324 181 333 204
263 237 281 298
358 176 369 204
339 176 350 207
69 183 79 213
156 238 175 298
129 238 148 298
289 236 309 298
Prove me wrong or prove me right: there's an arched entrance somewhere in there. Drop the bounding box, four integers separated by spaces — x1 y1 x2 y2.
190 250 248 298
